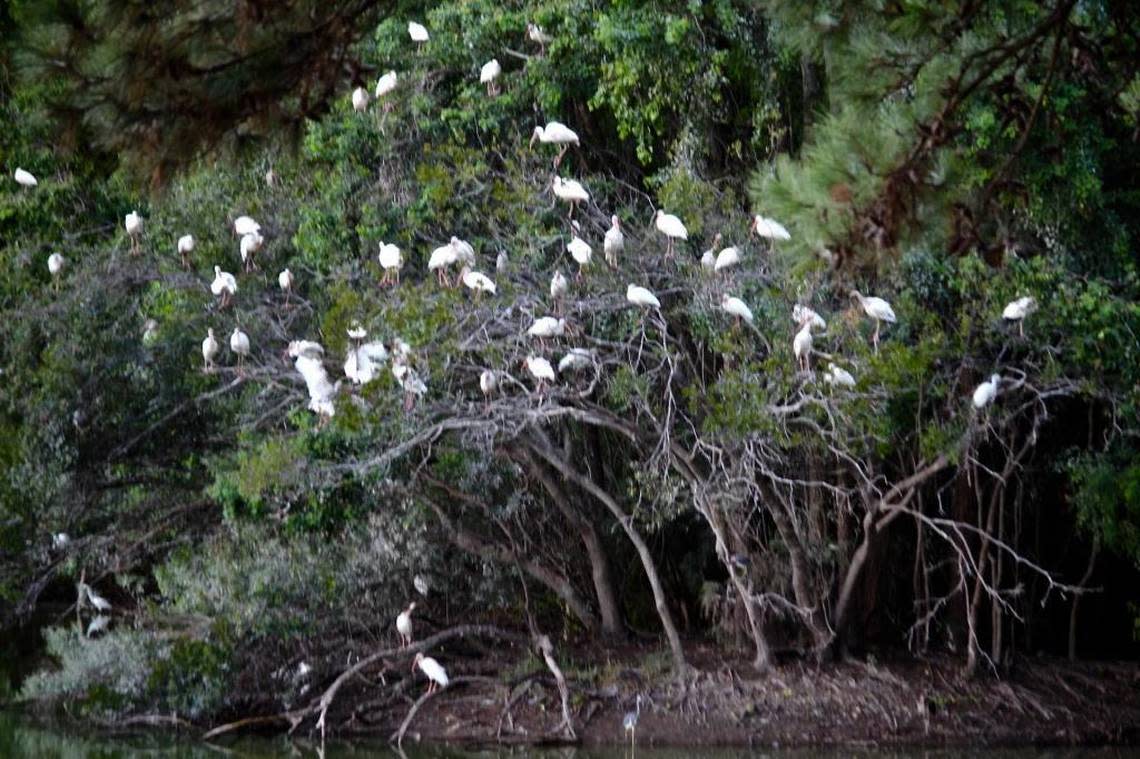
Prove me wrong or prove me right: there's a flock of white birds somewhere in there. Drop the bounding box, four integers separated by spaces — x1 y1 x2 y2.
11 14 1038 668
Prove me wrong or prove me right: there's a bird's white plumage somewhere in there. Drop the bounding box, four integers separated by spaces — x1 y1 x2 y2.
553 176 589 204
85 586 112 612
558 348 594 372
408 21 429 42
345 342 389 385
289 342 337 417
525 355 556 383
233 216 260 237
480 369 498 396
230 328 250 357
449 236 476 264
528 316 566 339
278 268 294 291
124 211 142 235
752 215 791 241
793 323 813 366
480 58 501 84
414 653 449 688
379 242 402 272
604 216 624 266
352 87 369 113
626 284 660 309
721 294 753 323
47 253 65 276
655 210 687 240
211 266 237 296
568 236 592 268
396 606 414 639
852 291 896 323
793 304 827 330
375 71 398 98
202 329 219 366
13 168 37 187
1002 296 1036 322
824 363 856 388
714 246 740 272
178 234 195 255
393 363 428 398
973 374 1000 409
428 243 460 272
700 250 716 271
527 22 552 46
550 270 568 300
288 340 325 360
240 231 263 263
461 268 497 295
532 121 579 145
496 251 508 273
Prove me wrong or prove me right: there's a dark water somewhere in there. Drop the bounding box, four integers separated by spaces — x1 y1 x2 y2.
0 711 1132 759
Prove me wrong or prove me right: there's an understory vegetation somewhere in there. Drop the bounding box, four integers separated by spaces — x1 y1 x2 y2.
1 0 1138 739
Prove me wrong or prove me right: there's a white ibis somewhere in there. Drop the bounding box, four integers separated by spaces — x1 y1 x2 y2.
392 362 428 411
527 22 553 53
289 341 338 420
230 327 251 373
793 321 813 373
751 214 791 247
528 316 566 347
604 215 624 267
553 176 589 218
344 331 389 385
524 355 556 393
973 374 1001 409
124 211 142 255
824 363 856 388
352 86 369 113
623 695 642 750
626 284 660 309
233 215 261 237
47 253 65 290
721 294 754 325
460 266 497 297
412 652 449 694
13 168 37 188
850 290 897 352
240 231 264 272
202 328 219 372
496 250 509 273
379 242 402 286
278 268 294 296
480 58 502 95
84 585 112 613
654 210 687 258
428 241 460 286
792 304 826 330
531 122 579 167
550 270 568 304
714 245 741 273
396 602 416 647
567 235 592 277
558 348 594 372
408 21 429 45
413 574 430 596
480 369 498 403
701 233 722 270
375 70 398 99
211 265 238 308
177 234 195 268
450 236 476 264
1002 296 1036 337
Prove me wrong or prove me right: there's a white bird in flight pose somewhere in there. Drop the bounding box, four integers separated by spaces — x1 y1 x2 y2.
850 290 896 352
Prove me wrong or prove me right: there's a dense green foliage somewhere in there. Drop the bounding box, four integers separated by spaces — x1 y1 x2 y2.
1 0 1137 727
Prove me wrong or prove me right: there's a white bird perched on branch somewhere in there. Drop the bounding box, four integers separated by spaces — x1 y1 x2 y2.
289 341 338 420
1002 296 1036 337
567 235 592 276
654 210 687 258
626 284 660 309
528 316 566 346
527 22 553 53
552 176 589 218
351 86 369 113
792 303 826 331
973 373 1001 410
531 121 579 167
52 532 70 551
496 250 509 273
344 338 389 386
240 231 263 272
375 70 398 99
558 348 594 373
13 167 37 188
278 268 294 297
412 652 449 694
211 265 238 308
480 58 501 96
480 369 498 403
850 290 896 352
408 21 429 45
701 233 721 273
233 215 260 237
714 245 741 274
550 270 568 306
460 266 497 297
450 236 476 265
524 355 556 393
47 253 65 290
824 362 856 388
721 294 753 325
396 602 416 647
124 211 142 255
751 214 791 245
392 362 428 412
230 327 251 373
84 585 112 613
793 321 814 373
379 241 402 286
177 234 195 269
202 328 219 372
428 241 460 287
604 215 624 267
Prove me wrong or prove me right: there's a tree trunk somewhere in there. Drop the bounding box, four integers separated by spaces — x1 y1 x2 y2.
764 483 829 652
529 434 688 675
1068 538 1099 661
